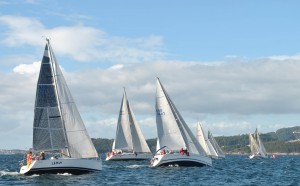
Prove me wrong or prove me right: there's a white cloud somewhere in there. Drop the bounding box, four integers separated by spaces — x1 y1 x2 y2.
13 61 40 75
268 54 300 61
0 15 166 63
2 34 300 148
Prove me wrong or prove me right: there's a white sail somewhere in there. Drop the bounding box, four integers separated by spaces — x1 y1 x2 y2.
114 90 133 151
196 122 210 155
249 133 259 155
113 89 151 153
33 40 98 159
127 100 151 153
254 128 267 157
155 78 206 156
196 122 218 157
208 130 225 158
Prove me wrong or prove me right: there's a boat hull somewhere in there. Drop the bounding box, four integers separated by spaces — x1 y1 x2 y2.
151 153 212 167
249 154 268 159
210 154 225 160
20 158 102 175
106 153 152 161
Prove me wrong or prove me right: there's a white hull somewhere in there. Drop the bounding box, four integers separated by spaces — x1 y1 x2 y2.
20 158 102 175
151 153 212 167
106 153 152 161
210 154 225 160
249 154 268 159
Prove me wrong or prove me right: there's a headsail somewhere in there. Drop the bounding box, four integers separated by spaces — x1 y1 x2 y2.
113 89 151 153
207 130 225 157
33 39 98 158
196 122 217 157
155 78 206 155
196 122 209 154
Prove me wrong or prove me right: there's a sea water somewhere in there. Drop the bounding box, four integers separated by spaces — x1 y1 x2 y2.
0 154 299 185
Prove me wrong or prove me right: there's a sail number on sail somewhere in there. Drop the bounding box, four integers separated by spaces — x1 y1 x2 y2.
156 109 165 115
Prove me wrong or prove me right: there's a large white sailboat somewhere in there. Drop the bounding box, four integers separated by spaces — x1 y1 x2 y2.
151 78 212 167
196 122 219 159
19 39 102 175
249 128 268 159
106 89 152 161
207 130 225 159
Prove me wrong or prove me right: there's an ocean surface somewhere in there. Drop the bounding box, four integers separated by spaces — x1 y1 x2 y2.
0 154 299 185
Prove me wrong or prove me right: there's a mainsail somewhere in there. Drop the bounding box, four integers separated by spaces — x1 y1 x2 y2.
113 89 151 153
33 39 98 158
249 133 259 154
155 78 206 156
207 130 225 157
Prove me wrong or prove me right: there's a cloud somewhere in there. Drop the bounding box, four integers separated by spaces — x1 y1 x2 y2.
268 54 300 61
2 46 300 148
0 15 166 63
13 61 40 75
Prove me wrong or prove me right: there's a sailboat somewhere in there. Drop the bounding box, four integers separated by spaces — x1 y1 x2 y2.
249 128 268 159
150 78 212 167
207 130 225 159
19 39 102 175
106 89 152 161
195 122 219 159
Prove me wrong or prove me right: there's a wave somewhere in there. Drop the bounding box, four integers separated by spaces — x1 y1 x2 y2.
126 164 149 169
0 171 20 176
57 173 72 176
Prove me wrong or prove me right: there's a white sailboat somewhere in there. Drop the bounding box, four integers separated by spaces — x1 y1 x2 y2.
249 128 268 159
19 39 102 175
106 89 152 161
150 78 212 167
207 130 225 159
195 122 219 159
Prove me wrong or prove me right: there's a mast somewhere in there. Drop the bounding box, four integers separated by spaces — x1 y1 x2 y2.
47 38 71 157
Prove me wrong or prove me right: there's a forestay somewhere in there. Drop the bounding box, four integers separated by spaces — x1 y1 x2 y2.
155 78 206 156
33 40 98 159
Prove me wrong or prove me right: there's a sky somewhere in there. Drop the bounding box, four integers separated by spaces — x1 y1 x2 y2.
1 0 300 149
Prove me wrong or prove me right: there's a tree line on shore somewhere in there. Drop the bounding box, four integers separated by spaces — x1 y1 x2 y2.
92 126 300 154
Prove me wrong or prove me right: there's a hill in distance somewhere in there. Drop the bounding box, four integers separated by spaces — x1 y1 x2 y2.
92 126 300 154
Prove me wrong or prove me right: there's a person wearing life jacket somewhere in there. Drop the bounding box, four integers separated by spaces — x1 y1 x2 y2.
180 148 184 155
27 151 32 168
40 151 45 160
